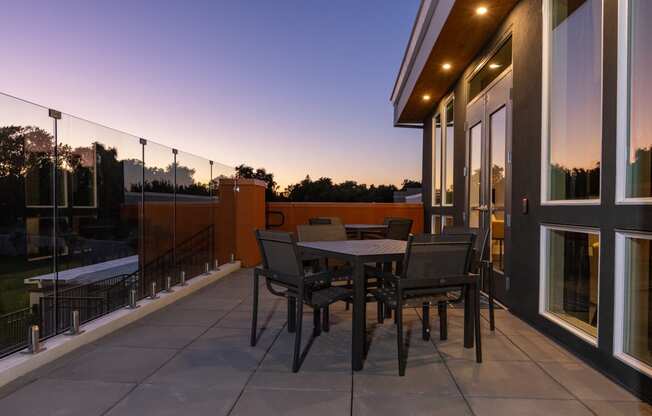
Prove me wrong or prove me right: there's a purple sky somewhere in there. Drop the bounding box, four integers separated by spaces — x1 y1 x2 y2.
0 0 421 189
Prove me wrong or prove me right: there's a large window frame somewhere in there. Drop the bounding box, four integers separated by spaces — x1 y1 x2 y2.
616 0 652 204
539 224 601 346
431 94 454 208
541 0 604 206
614 230 652 376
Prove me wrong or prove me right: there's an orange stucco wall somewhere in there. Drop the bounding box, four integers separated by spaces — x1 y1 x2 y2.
266 202 424 235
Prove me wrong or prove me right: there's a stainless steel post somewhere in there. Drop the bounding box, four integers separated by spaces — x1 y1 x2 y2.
66 310 84 336
229 253 235 263
179 270 187 286
214 259 220 270
165 276 173 293
23 325 45 354
204 262 210 274
127 288 139 309
150 281 158 299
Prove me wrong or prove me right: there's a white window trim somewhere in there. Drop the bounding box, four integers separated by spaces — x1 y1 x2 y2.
432 113 441 207
613 230 652 376
539 224 600 346
540 0 603 206
616 0 652 205
442 95 455 207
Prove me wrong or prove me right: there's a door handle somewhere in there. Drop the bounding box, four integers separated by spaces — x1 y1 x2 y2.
477 205 489 212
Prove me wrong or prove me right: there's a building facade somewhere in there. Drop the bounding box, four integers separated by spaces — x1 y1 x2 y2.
392 0 652 400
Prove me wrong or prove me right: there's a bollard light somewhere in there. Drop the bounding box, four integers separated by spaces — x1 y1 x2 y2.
204 262 210 274
65 310 84 336
214 259 220 271
165 276 173 293
179 270 187 286
127 288 140 309
229 253 235 263
150 281 159 299
22 325 45 354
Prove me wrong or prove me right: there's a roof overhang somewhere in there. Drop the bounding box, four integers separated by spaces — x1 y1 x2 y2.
391 0 518 125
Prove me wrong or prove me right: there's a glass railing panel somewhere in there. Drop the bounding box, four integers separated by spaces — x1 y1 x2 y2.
142 141 175 298
175 151 212 281
211 162 236 265
0 93 56 355
53 114 143 333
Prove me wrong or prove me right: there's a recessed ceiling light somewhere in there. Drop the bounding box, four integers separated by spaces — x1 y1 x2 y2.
489 63 501 69
422 94 431 102
442 63 452 70
476 6 488 15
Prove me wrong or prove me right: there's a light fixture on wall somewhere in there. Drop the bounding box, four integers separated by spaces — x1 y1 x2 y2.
489 63 501 69
422 94 431 102
476 6 488 15
442 63 452 70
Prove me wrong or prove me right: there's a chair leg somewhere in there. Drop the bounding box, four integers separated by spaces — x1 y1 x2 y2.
323 306 330 332
396 300 405 376
422 302 430 341
250 269 259 346
292 298 304 373
313 308 322 337
438 302 448 341
487 263 496 331
474 283 483 363
463 285 473 348
287 297 297 333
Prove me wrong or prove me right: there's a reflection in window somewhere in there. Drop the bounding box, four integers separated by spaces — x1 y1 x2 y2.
491 107 506 271
444 100 454 206
433 114 442 206
544 227 599 339
469 123 482 228
625 0 652 198
68 145 96 207
469 38 512 102
431 215 441 235
619 234 652 369
545 0 601 201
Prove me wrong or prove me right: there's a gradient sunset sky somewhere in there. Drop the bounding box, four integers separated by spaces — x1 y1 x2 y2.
0 0 421 189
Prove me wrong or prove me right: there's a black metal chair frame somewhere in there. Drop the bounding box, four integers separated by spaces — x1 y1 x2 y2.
374 234 482 376
251 230 351 372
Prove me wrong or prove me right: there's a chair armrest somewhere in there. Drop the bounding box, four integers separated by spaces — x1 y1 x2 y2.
397 273 480 290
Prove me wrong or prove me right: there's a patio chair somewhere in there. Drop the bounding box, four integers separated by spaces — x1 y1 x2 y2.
442 225 494 330
252 230 352 372
297 224 353 318
365 217 413 240
372 233 482 376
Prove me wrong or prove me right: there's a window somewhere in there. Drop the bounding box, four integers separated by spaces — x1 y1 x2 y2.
617 0 652 202
432 114 442 206
615 232 652 375
431 215 441 234
469 38 513 102
542 0 602 203
540 225 600 343
444 99 454 206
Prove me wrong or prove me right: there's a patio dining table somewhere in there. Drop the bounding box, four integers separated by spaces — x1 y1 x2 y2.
344 223 388 240
298 238 405 371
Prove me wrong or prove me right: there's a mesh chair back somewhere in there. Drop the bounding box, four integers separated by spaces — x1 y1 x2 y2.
384 218 413 240
442 225 490 265
297 224 347 242
402 234 474 280
309 218 332 225
255 230 303 282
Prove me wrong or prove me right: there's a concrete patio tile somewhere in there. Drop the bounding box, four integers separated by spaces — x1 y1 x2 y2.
187 326 278 352
46 346 177 383
539 362 638 401
141 306 229 327
0 378 133 416
446 360 573 399
353 393 472 416
492 313 541 336
467 398 594 416
247 369 352 392
354 362 460 396
145 348 256 388
97 324 207 349
216 309 287 329
105 383 241 416
170 295 243 311
583 400 652 415
507 334 578 363
230 389 350 416
437 334 530 362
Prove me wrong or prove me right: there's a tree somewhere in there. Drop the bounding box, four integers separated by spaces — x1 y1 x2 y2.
400 179 422 190
235 164 281 201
